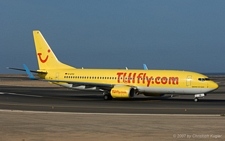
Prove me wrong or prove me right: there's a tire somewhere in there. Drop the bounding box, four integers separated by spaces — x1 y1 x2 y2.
103 93 112 100
194 98 198 102
103 94 109 100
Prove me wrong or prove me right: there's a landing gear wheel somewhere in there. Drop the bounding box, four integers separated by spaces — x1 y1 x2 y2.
194 98 199 102
103 93 112 100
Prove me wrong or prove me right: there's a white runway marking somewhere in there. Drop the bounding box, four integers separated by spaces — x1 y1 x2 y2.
0 92 4 94
0 109 221 117
4 93 43 98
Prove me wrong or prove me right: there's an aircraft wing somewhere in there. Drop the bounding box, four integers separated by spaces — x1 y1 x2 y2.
48 79 115 90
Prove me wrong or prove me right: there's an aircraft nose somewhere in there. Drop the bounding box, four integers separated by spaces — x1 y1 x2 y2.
211 81 219 90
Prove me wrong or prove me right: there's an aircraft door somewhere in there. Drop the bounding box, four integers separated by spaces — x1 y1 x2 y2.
186 75 192 86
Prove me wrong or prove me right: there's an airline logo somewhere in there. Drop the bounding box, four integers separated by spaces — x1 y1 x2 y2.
117 72 179 87
37 49 51 63
111 90 127 94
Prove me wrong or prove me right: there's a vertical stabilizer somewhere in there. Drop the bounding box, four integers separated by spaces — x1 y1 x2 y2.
33 30 75 70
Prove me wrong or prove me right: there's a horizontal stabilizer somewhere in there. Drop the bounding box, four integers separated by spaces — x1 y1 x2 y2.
7 67 47 74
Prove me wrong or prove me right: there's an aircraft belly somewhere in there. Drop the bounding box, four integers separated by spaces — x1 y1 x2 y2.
137 87 215 94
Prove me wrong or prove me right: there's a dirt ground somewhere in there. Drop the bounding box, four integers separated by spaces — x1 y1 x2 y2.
0 74 58 87
0 110 224 141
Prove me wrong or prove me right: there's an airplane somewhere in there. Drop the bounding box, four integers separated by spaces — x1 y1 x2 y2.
9 30 219 102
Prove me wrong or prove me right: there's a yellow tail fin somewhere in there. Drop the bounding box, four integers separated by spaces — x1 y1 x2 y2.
33 30 75 70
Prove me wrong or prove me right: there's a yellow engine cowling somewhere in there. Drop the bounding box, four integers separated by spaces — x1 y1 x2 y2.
110 86 135 98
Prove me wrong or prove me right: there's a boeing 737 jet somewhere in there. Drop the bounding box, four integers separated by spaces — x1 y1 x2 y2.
9 30 219 102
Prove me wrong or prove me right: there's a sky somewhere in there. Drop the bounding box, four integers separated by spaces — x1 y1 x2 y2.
1 0 225 74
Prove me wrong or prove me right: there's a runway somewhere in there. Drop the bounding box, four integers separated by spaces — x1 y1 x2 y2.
0 74 225 114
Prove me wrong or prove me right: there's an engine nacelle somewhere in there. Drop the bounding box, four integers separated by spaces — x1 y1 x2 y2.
110 86 135 98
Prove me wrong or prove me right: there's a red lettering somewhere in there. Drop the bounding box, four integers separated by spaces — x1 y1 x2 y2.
142 73 146 84
123 73 127 83
169 77 179 85
116 72 179 87
155 76 161 84
112 90 126 94
137 73 143 83
128 73 132 83
161 77 167 84
132 73 136 83
117 72 123 83
146 76 153 87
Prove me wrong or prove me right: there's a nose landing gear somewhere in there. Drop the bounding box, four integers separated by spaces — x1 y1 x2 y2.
194 94 205 102
194 98 199 102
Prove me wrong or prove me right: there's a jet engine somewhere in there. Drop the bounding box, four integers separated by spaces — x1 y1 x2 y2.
110 86 135 98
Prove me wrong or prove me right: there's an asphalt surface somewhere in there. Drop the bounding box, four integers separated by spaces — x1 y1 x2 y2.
0 75 225 114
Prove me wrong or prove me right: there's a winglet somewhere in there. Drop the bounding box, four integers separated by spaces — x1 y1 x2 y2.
143 64 148 70
23 64 37 80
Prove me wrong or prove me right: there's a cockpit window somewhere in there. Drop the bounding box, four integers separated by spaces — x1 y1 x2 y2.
198 78 210 81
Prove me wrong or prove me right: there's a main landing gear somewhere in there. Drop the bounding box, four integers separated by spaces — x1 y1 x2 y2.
103 91 112 100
